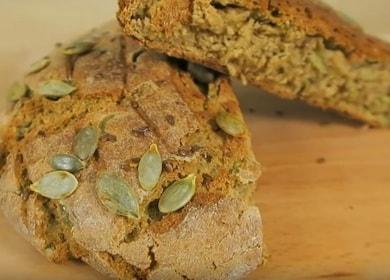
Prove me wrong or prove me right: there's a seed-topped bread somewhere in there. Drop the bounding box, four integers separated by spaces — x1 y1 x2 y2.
0 22 263 279
117 0 390 127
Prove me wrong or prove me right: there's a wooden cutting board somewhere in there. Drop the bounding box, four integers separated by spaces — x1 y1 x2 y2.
0 1 389 279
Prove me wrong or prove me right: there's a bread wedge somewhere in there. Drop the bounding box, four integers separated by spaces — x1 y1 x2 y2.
118 0 390 127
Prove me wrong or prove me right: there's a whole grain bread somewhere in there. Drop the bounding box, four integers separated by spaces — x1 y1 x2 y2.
0 22 263 280
117 0 390 127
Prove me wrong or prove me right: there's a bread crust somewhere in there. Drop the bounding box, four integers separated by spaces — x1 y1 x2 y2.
0 22 263 279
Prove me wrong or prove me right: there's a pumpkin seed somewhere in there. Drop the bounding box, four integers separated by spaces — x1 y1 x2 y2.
138 144 162 191
73 126 99 160
158 174 196 213
309 52 327 74
28 57 50 74
30 171 78 199
357 68 378 82
187 62 216 84
216 112 245 137
96 173 139 219
63 41 95 55
7 82 28 102
37 80 77 98
50 154 84 173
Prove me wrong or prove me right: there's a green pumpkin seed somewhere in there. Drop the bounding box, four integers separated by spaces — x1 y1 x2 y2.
96 173 139 219
309 52 327 74
7 82 28 102
63 41 95 55
30 171 78 199
73 126 99 160
138 144 162 191
158 174 196 213
216 112 245 137
357 68 378 82
37 80 77 98
28 57 50 74
50 154 84 173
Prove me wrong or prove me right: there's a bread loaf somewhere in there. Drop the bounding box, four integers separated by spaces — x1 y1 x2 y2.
0 22 263 280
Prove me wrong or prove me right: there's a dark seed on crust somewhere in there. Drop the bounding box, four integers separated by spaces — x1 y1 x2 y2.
162 160 175 173
132 126 151 137
101 133 117 142
165 115 175 126
178 146 193 157
202 174 213 187
131 101 139 109
202 153 213 163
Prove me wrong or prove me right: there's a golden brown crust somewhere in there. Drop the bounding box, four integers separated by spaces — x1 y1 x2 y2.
0 22 263 279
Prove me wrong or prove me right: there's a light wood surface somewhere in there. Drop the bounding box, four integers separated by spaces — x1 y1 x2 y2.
0 1 389 279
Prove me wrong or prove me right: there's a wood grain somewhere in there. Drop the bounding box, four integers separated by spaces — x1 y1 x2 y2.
0 1 389 279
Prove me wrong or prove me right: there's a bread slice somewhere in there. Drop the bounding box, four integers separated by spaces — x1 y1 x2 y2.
117 0 390 127
0 22 263 280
